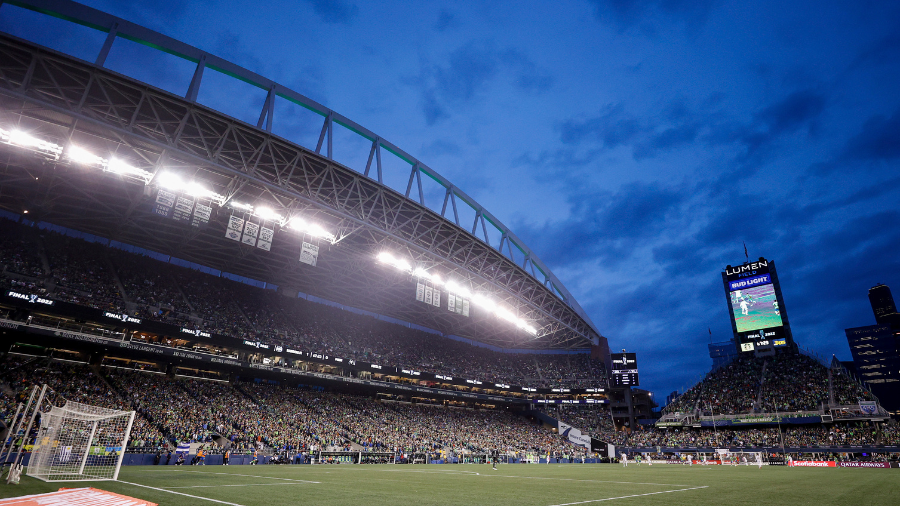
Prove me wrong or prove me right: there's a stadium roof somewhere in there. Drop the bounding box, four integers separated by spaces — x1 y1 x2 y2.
0 0 602 350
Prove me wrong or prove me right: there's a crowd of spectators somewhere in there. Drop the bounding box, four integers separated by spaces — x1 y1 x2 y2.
663 354 876 417
43 233 124 312
622 423 888 448
1 356 586 457
0 219 607 389
0 221 43 278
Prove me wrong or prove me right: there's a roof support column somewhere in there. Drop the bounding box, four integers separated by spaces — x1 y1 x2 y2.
95 22 118 67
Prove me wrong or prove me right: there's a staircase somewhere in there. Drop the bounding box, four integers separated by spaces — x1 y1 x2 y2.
753 360 769 413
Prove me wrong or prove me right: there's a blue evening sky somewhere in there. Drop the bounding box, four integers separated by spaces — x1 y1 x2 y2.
4 0 899 399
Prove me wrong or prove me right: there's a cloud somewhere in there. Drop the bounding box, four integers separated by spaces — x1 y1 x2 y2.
559 103 642 148
587 0 718 33
842 108 900 161
302 0 358 25
419 42 551 125
435 9 458 32
515 181 687 269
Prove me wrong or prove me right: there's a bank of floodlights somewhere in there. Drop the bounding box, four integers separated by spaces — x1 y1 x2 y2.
225 200 336 244
376 252 538 335
0 127 63 160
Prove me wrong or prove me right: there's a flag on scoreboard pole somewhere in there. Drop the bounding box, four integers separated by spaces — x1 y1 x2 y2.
416 282 425 302
225 215 244 241
242 221 260 246
257 226 274 251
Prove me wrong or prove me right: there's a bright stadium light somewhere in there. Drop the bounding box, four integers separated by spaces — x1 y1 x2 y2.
444 281 471 299
184 181 216 199
255 207 282 221
289 218 335 242
471 293 496 311
66 145 103 166
377 251 395 264
8 130 62 155
377 252 411 272
156 172 183 190
231 201 253 211
412 267 443 285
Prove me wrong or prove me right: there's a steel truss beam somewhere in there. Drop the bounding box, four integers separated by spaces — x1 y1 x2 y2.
0 32 598 349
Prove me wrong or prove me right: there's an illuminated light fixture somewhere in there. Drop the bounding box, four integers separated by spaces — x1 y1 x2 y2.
255 206 282 222
231 201 253 211
290 218 335 242
66 145 103 166
471 293 495 311
444 281 471 299
412 267 443 285
184 181 217 199
107 158 141 176
377 251 411 272
156 172 183 190
8 130 62 155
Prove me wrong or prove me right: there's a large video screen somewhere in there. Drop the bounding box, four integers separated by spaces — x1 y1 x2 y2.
729 282 783 333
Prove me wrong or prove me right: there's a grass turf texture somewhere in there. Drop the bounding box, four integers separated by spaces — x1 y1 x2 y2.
1 464 897 506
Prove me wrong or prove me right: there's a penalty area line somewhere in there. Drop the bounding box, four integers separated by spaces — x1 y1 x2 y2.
547 485 709 506
119 480 247 506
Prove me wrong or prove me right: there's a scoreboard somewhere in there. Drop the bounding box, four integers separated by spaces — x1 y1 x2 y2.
610 353 639 387
722 258 793 353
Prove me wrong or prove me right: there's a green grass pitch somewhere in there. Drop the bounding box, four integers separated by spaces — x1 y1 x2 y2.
1 464 897 505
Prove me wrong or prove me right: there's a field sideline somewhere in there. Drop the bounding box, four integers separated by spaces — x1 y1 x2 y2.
0 464 896 506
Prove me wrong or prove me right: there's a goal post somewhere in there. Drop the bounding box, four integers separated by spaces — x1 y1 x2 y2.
26 400 135 482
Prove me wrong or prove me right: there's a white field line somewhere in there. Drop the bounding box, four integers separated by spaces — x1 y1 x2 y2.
139 469 319 483
546 486 709 506
165 482 315 489
376 468 692 487
119 480 247 506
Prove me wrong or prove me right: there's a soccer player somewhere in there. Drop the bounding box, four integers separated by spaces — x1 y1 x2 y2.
251 448 258 465
621 453 628 467
223 448 230 466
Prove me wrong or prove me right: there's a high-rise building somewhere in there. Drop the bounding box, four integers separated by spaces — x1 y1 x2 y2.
845 324 900 411
868 284 899 325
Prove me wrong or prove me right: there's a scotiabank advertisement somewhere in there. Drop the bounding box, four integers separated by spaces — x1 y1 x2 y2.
788 461 836 467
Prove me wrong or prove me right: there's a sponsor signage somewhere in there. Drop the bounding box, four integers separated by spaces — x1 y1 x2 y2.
788 461 837 467
8 291 54 305
838 462 890 468
181 328 211 338
103 312 141 324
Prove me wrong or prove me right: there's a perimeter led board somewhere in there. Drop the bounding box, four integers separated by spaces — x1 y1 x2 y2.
723 258 792 353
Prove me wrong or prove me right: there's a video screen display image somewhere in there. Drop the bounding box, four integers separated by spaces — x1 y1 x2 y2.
729 282 783 333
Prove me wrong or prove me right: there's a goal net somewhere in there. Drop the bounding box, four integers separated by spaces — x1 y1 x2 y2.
26 400 135 482
726 451 764 465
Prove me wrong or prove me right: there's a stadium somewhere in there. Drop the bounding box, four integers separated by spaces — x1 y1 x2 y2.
0 1 898 505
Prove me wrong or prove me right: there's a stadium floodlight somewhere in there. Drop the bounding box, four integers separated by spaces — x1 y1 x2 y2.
444 281 471 299
7 130 62 156
412 267 444 285
184 181 216 199
156 172 183 190
471 292 496 311
66 145 103 166
255 206 283 222
377 251 411 272
289 218 335 242
230 201 253 211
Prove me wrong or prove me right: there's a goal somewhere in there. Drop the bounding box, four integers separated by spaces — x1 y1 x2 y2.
726 451 764 466
26 400 135 482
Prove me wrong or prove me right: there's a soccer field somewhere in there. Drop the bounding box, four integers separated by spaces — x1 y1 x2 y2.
1 464 897 506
